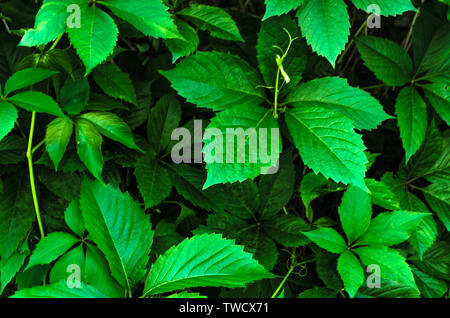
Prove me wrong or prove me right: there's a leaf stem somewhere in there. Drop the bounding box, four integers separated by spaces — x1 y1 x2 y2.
26 112 45 239
337 20 367 65
273 67 280 119
49 33 63 51
32 139 45 154
271 264 294 298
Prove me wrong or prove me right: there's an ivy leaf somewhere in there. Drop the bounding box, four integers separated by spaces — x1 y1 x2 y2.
19 0 71 47
285 77 392 130
68 5 118 75
263 0 305 20
0 101 18 143
92 64 137 105
161 51 265 111
422 83 450 125
202 105 281 188
351 0 416 17
8 91 66 118
143 233 273 296
285 106 368 191
25 232 79 270
338 186 372 244
4 68 57 97
135 154 172 208
302 228 347 254
11 280 109 298
337 251 364 298
395 86 427 163
164 19 199 63
75 118 104 181
297 0 350 67
356 36 413 86
100 0 181 39
80 179 154 291
355 246 417 288
357 211 428 246
46 117 73 170
178 4 243 42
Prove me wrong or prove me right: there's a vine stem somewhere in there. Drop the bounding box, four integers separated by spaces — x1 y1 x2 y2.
49 33 63 51
337 20 367 65
273 67 280 119
27 112 45 239
271 265 294 298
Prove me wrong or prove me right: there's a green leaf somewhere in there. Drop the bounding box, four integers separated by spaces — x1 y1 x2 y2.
0 101 18 143
8 91 66 118
178 4 243 42
303 228 347 254
339 186 372 244
315 249 342 290
25 232 79 270
297 0 350 67
355 246 417 288
60 72 90 116
49 245 85 284
337 251 364 298
68 5 118 75
75 118 104 181
203 105 281 188
46 117 73 170
422 83 450 125
365 179 401 210
298 286 336 298
263 0 305 19
351 0 416 17
263 214 310 247
412 266 448 298
413 241 450 281
11 280 109 298
395 86 427 163
161 51 265 111
19 0 71 47
285 77 392 130
285 106 368 190
356 36 413 86
356 278 420 298
0 241 28 294
143 233 273 296
100 0 181 39
147 94 181 154
164 19 199 63
409 216 438 260
0 136 27 164
4 68 56 97
135 154 172 208
80 179 154 290
64 200 85 237
357 211 428 246
422 182 450 231
257 14 307 93
79 112 139 151
92 64 137 105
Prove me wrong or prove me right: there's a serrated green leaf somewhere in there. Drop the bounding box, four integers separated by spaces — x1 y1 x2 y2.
0 101 18 143
0 241 28 294
4 68 56 97
46 117 73 170
60 72 89 116
80 179 154 291
0 136 27 164
297 0 350 67
365 179 401 210
422 182 450 231
8 91 66 118
263 0 305 19
422 83 450 125
164 19 199 63
161 51 265 111
303 228 347 254
75 118 103 181
351 0 416 17
143 233 273 296
337 250 364 298
409 216 438 260
92 64 137 105
64 200 85 237
263 214 310 247
49 244 85 284
412 266 448 298
11 280 108 298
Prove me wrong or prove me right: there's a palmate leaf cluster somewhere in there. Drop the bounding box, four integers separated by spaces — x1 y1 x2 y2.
0 0 448 299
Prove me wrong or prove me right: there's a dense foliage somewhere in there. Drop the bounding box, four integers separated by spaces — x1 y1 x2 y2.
0 0 448 298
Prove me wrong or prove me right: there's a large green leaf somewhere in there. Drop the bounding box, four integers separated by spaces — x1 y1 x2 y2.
285 106 368 190
60 73 90 116
75 118 104 181
11 280 109 298
202 104 281 188
285 77 391 130
4 68 56 97
161 51 265 111
422 182 450 231
100 0 180 39
422 83 450 125
8 91 66 118
263 0 305 19
412 266 448 298
164 19 199 63
356 36 413 86
143 233 273 296
395 86 428 163
337 251 364 298
46 117 73 170
68 5 118 75
365 179 401 210
0 241 28 294
357 211 428 246
351 0 416 17
178 4 243 42
25 232 79 270
302 228 347 254
64 200 85 237
338 186 372 244
0 101 18 143
92 64 137 105
409 216 438 260
80 179 154 291
79 112 139 151
297 0 350 67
